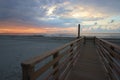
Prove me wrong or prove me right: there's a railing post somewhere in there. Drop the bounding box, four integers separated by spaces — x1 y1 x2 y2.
84 36 86 44
73 40 80 65
94 36 96 44
110 46 114 50
110 46 115 58
21 64 35 80
69 44 74 66
53 52 59 80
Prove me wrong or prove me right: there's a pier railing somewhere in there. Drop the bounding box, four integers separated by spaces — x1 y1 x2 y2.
95 38 120 80
21 37 84 80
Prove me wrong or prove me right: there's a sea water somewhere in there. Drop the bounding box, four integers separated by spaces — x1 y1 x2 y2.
0 36 74 80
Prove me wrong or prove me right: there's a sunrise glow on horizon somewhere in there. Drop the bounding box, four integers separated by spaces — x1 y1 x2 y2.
0 0 120 35
0 21 77 35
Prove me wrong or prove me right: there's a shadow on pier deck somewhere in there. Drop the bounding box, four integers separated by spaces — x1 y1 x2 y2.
66 38 107 80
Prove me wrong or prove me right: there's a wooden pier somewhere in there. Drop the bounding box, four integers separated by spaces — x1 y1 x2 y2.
66 37 107 80
21 37 120 80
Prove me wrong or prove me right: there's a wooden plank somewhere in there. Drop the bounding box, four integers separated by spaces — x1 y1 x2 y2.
21 64 35 80
66 38 107 80
98 40 120 67
96 38 120 80
96 38 120 51
21 37 84 80
99 40 120 59
59 59 74 80
33 52 66 79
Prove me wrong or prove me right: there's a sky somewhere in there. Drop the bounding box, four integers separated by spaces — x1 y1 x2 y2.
0 0 120 36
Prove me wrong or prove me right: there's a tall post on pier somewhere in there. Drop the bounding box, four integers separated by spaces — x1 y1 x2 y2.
77 24 80 38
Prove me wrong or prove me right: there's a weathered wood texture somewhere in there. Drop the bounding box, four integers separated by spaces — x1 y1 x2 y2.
66 37 108 80
21 37 120 80
95 38 120 80
21 37 84 80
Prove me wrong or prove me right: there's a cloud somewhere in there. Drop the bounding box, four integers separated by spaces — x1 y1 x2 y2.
49 3 108 21
0 0 120 34
0 0 119 23
0 0 48 25
70 0 120 15
35 1 110 28
46 6 57 16
81 22 120 33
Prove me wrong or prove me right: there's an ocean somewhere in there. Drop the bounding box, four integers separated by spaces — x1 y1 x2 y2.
0 36 74 80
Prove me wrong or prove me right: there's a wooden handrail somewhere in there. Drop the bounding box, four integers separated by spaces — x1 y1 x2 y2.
96 38 120 51
95 38 120 80
21 37 84 80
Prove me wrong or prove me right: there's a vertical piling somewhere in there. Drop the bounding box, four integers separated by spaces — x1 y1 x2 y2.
77 24 80 38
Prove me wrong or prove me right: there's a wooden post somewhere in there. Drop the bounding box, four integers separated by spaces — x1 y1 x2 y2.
69 44 74 67
53 52 59 80
94 36 96 44
84 36 86 44
77 24 80 38
21 64 35 80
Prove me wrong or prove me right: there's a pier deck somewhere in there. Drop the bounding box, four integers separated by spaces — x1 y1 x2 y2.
66 38 107 80
21 37 120 80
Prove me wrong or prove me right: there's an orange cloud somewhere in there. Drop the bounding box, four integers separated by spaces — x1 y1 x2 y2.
0 21 77 35
0 21 47 34
0 27 47 34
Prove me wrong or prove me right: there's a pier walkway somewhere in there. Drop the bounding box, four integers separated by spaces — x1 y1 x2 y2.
66 38 107 80
21 37 120 80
